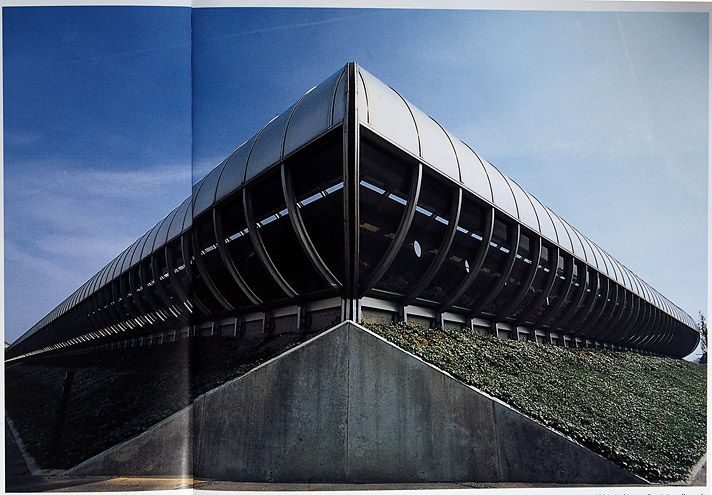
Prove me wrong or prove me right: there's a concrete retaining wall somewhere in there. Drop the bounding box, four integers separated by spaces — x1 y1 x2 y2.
68 321 644 484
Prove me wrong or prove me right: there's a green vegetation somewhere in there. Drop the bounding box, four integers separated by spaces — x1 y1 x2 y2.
367 322 706 483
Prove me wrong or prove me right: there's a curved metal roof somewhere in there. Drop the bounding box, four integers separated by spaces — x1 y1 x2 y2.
353 65 694 327
11 62 696 351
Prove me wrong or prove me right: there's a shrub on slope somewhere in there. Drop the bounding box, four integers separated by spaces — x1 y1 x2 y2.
367 322 706 483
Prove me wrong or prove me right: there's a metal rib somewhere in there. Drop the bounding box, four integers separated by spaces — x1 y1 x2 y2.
496 235 542 319
467 223 521 318
243 187 298 300
212 207 262 306
403 187 462 306
281 163 340 289
439 206 495 313
516 245 560 325
359 162 422 297
190 229 235 311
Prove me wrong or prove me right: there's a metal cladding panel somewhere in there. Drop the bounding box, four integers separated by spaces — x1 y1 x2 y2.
560 219 587 262
507 178 540 232
152 210 178 253
638 279 651 302
216 136 255 203
358 68 420 157
453 138 493 202
407 103 460 181
527 194 558 244
623 268 636 295
617 265 632 292
90 273 101 294
114 248 131 279
98 264 111 287
129 232 151 268
194 158 228 218
356 71 369 122
590 243 610 277
617 264 630 293
652 288 663 313
612 259 627 288
546 210 574 254
120 241 141 275
623 266 640 296
601 250 621 285
141 222 163 259
333 69 347 124
78 283 88 302
181 193 194 233
105 255 121 285
659 290 671 315
644 282 657 309
245 108 295 183
481 159 518 220
577 232 598 269
284 68 345 155
166 198 191 243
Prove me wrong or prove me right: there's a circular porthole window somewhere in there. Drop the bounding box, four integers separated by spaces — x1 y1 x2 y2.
464 260 470 273
413 240 422 258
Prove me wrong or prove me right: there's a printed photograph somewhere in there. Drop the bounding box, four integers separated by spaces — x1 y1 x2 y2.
3 4 708 492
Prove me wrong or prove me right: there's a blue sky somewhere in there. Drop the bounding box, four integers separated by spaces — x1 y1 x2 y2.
4 7 708 357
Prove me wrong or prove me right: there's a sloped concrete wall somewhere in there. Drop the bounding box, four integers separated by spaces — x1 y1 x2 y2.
68 406 192 477
68 321 644 484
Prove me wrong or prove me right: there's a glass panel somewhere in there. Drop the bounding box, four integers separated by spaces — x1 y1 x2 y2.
456 216 514 310
194 215 251 309
358 135 415 285
512 241 553 319
376 172 453 296
548 259 585 327
290 132 344 283
420 195 486 303
525 252 567 324
483 231 533 315
218 194 284 302
250 167 326 295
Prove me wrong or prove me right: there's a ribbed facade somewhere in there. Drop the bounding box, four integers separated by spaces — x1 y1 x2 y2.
7 63 699 360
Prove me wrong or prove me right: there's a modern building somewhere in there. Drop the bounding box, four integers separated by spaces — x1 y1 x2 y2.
6 62 700 361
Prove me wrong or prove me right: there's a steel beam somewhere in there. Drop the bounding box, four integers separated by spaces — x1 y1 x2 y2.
467 222 521 318
359 162 423 297
281 162 340 289
516 245 560 326
497 235 542 320
439 206 495 313
191 229 235 311
243 187 298 300
403 187 462 306
343 61 360 302
212 208 262 306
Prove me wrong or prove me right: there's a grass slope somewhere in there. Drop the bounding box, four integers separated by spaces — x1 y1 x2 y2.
367 322 706 483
